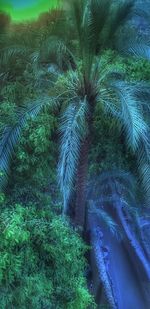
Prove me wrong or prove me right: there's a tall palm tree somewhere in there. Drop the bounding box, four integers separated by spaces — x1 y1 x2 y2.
0 0 150 231
58 0 150 228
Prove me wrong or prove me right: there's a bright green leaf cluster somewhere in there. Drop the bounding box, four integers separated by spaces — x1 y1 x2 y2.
0 203 94 308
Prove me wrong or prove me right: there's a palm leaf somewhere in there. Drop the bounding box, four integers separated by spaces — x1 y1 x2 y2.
108 81 148 152
0 46 29 66
39 36 76 70
87 170 137 208
69 0 85 45
0 46 30 79
89 200 120 237
133 83 150 121
85 0 111 52
107 0 134 41
58 98 88 213
137 137 150 205
120 41 150 60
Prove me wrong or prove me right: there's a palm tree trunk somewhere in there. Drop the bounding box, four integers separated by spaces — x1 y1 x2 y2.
74 95 96 229
75 135 89 228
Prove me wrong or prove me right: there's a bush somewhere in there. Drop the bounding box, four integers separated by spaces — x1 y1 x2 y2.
89 102 135 176
0 203 94 308
99 49 150 82
12 110 57 189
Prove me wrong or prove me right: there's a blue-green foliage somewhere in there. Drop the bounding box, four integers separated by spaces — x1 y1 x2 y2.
0 202 94 308
89 107 128 175
1 48 150 191
88 49 150 176
99 49 150 82
13 111 57 190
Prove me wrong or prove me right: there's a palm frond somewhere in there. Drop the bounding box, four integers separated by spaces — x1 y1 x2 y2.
95 170 135 189
108 81 148 152
132 83 150 121
69 0 85 45
58 98 88 214
0 72 8 83
89 200 120 237
87 170 137 208
89 163 149 215
137 137 150 205
87 169 141 250
120 41 150 60
0 46 29 66
30 51 40 64
107 81 150 206
38 36 76 70
107 0 134 41
0 46 30 79
85 0 111 52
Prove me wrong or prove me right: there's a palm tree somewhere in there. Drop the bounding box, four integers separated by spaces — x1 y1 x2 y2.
0 0 150 231
58 0 150 228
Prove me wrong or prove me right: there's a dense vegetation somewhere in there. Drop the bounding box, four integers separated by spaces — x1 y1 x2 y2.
0 202 94 308
0 0 150 308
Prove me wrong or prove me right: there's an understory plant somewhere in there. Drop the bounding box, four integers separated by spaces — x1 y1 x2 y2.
0 202 94 309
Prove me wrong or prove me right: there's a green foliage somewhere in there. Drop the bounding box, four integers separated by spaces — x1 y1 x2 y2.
0 203 94 308
3 108 58 207
0 193 5 205
99 49 150 82
125 57 150 81
1 2 150 201
14 111 57 182
87 50 150 176
0 81 34 105
89 105 132 175
0 96 57 191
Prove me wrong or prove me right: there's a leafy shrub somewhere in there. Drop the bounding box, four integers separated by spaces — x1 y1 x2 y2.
14 110 57 184
99 49 150 82
0 103 58 203
0 204 94 308
89 102 135 176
